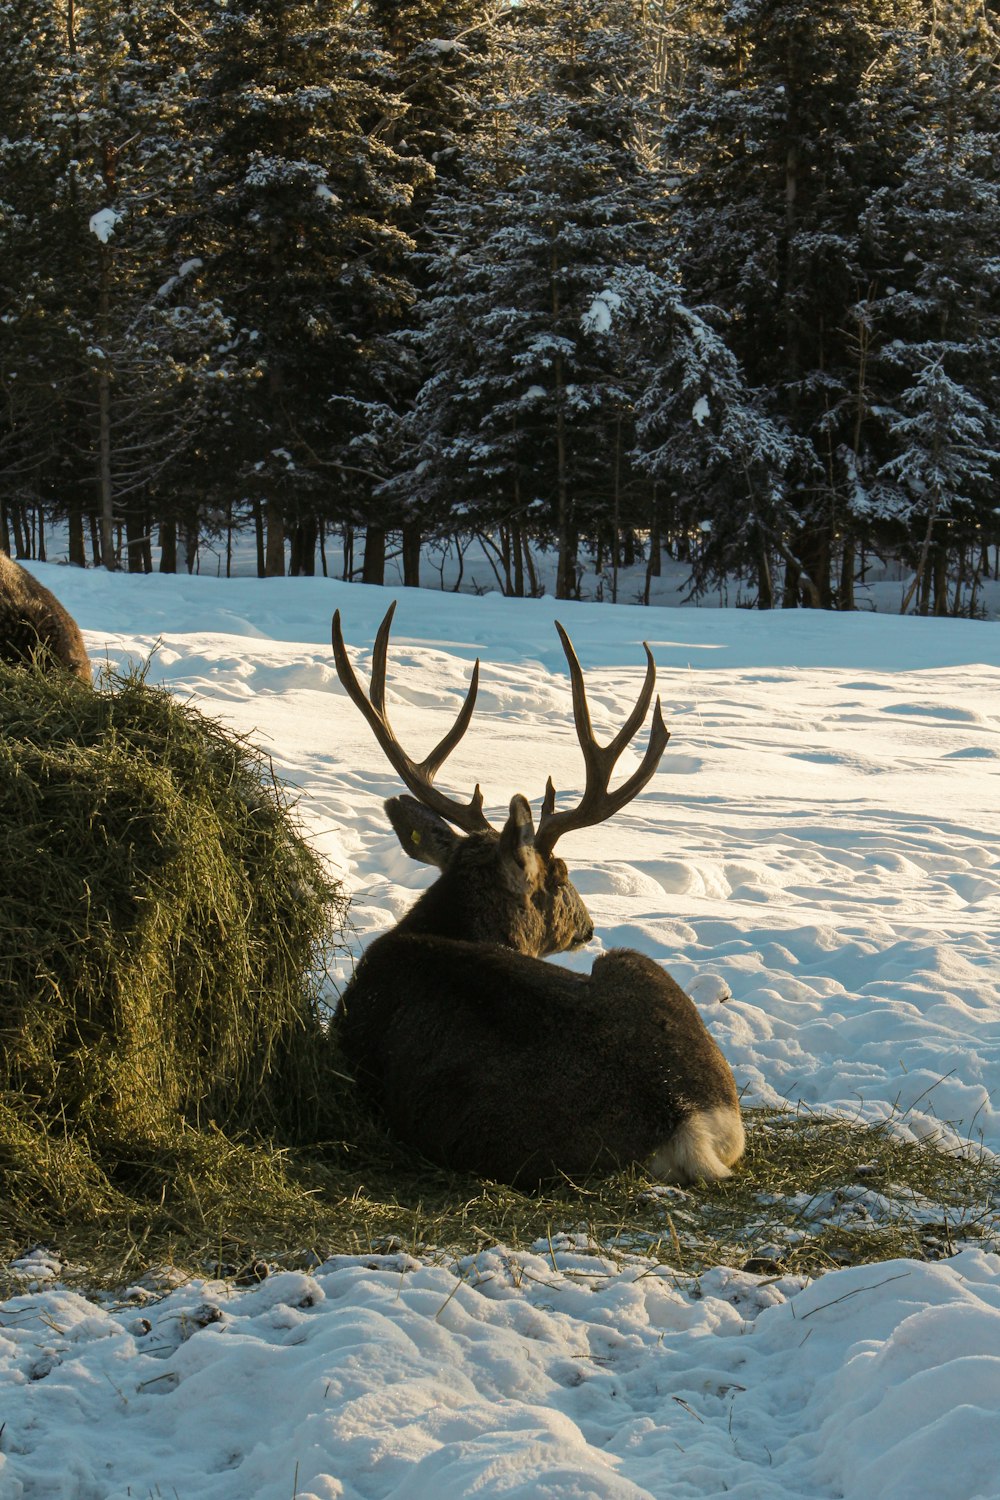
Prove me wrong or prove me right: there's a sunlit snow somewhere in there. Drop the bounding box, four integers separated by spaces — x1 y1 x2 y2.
3 562 999 1500
582 290 623 335
88 207 122 244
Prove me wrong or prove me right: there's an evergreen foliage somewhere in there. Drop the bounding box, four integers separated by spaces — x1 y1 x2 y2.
0 0 997 611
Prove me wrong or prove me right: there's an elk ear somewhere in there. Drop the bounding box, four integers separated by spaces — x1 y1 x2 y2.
497 794 545 894
385 795 460 869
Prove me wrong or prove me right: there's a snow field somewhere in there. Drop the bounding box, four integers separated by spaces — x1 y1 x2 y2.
1 564 998 1500
3 1247 1000 1500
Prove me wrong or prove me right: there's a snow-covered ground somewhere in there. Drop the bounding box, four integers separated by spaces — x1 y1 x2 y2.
2 564 999 1500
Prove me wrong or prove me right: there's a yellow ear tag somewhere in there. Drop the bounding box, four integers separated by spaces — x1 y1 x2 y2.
411 830 422 845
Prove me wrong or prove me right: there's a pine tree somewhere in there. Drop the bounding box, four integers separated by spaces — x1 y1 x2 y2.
188 0 420 575
352 1 497 586
0 0 68 554
0 0 234 570
633 301 794 607
392 0 676 599
669 0 924 606
858 1 1000 614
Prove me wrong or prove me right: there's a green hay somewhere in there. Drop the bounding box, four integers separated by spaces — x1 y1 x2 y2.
0 660 348 1261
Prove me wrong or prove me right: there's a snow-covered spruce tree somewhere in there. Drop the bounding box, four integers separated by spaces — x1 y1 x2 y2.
876 361 999 615
188 0 419 576
0 0 69 557
633 302 794 608
857 1 1000 615
352 0 498 587
668 0 924 607
0 0 234 571
390 0 676 600
366 0 493 209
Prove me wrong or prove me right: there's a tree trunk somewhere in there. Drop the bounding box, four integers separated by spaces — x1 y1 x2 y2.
952 545 966 617
757 545 774 610
644 490 662 606
500 525 513 596
798 527 831 608
159 518 177 574
610 417 624 602
97 369 114 568
11 505 30 559
782 534 826 608
401 522 421 587
522 528 540 597
252 500 265 577
95 235 115 571
900 495 942 616
918 561 932 615
362 525 386 585
183 519 200 574
68 501 86 567
290 516 317 576
648 488 662 577
264 498 285 576
126 504 149 573
554 391 574 600
839 532 856 611
932 544 948 616
782 557 801 608
551 239 575 602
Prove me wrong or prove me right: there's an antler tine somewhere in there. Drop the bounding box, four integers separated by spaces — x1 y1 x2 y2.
332 606 492 834
608 642 657 759
369 600 396 716
535 624 670 857
554 621 657 765
422 657 482 779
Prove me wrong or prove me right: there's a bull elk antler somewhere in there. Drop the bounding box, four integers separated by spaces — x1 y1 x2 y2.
332 603 492 833
332 605 670 849
534 622 669 856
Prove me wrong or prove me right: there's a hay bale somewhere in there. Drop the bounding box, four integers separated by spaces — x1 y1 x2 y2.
0 660 347 1232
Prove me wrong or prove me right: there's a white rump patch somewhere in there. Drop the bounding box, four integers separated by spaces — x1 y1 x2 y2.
647 1105 745 1184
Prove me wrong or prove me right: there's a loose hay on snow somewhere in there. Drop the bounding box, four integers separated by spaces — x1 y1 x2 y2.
0 660 349 1259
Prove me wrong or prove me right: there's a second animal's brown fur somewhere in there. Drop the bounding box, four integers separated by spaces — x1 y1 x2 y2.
0 553 91 682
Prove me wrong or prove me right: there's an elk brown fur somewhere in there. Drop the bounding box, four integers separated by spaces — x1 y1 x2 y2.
332 607 745 1187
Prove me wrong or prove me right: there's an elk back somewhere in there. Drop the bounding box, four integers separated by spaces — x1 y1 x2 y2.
337 937 743 1186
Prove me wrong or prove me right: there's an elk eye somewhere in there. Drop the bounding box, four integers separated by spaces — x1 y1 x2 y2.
547 859 569 889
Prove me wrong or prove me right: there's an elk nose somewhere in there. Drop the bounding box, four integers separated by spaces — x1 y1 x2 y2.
580 920 594 945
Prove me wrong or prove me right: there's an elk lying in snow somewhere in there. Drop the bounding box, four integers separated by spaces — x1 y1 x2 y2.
332 604 744 1187
0 552 91 682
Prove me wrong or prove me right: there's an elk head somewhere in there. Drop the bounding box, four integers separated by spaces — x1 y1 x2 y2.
331 604 670 957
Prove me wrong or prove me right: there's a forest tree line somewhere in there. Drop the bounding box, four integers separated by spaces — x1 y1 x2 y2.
1 0 998 611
